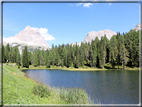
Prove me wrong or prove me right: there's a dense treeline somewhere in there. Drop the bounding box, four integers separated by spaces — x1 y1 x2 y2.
2 30 140 70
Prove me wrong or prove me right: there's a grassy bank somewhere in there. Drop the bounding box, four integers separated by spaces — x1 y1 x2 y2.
18 63 139 71
3 64 94 105
20 65 108 71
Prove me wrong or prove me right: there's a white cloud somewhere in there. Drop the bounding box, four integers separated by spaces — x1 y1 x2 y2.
76 3 83 7
83 3 93 8
32 27 55 41
76 3 93 8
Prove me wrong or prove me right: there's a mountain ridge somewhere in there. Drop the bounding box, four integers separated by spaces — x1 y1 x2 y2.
3 26 51 54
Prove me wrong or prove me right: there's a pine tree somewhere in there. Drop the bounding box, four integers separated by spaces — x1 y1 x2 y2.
109 35 118 68
9 51 12 63
28 51 32 65
56 52 61 66
120 45 129 70
13 46 18 63
17 49 21 69
63 47 67 66
2 45 6 63
37 49 40 66
124 30 139 67
84 44 89 66
47 49 52 68
45 49 49 66
21 49 24 67
99 44 105 68
117 35 124 69
40 49 45 66
79 43 85 67
75 43 80 68
89 46 93 67
91 40 97 67
94 37 100 67
67 48 72 67
22 46 29 68
51 44 56 66
71 45 76 67
5 43 10 61
34 52 38 67
31 49 36 65
10 46 14 63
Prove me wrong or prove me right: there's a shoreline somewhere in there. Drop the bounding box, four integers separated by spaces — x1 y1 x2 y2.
4 63 139 71
20 65 139 71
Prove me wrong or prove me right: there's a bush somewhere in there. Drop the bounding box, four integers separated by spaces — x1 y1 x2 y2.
18 65 20 69
60 87 88 104
32 84 51 98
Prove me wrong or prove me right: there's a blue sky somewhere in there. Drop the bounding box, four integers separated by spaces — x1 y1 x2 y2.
3 2 140 47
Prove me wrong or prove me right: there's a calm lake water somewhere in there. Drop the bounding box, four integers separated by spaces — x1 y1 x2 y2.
24 69 139 104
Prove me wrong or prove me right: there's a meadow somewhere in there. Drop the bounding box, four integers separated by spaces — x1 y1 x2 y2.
3 63 94 105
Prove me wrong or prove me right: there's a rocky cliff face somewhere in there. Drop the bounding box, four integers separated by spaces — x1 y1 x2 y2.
83 29 117 44
3 26 51 54
133 23 142 31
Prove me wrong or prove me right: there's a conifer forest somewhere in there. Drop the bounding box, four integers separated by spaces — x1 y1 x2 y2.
2 30 140 70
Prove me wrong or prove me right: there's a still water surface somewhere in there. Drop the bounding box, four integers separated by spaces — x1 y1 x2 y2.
24 69 139 104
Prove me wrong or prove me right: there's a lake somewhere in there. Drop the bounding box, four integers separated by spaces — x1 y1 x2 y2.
23 69 139 104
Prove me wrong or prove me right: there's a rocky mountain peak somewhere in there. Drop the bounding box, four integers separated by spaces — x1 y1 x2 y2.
133 23 142 31
83 29 117 44
25 25 31 29
3 26 51 54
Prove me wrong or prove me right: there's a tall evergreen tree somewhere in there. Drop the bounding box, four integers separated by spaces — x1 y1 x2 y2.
91 40 97 67
109 35 118 68
120 45 129 70
5 43 10 61
33 51 38 67
56 51 61 66
89 45 93 67
16 49 21 69
22 46 29 68
28 51 32 65
75 43 80 68
37 49 40 66
45 49 49 67
117 35 124 69
51 44 56 66
94 37 100 67
66 44 72 67
2 45 6 63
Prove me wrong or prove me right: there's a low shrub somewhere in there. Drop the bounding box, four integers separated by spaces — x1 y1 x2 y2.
32 84 51 98
60 87 88 104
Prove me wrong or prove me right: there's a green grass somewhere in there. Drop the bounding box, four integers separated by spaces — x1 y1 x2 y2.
19 63 139 71
3 63 94 105
104 63 139 70
20 65 108 71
